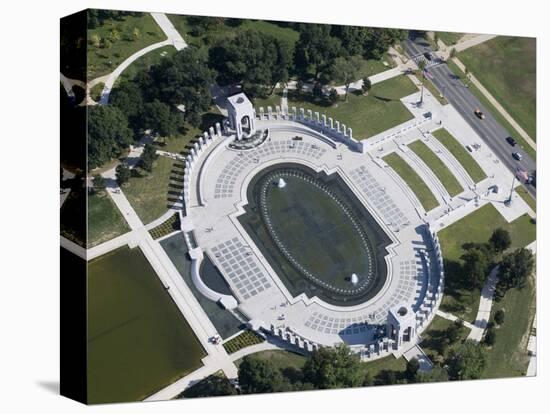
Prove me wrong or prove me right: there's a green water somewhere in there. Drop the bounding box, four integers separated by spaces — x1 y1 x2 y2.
87 247 206 404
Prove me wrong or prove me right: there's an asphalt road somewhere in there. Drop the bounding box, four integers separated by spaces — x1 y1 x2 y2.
403 33 536 198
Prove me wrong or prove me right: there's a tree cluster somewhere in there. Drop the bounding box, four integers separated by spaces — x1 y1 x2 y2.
111 47 215 136
87 10 142 29
209 30 292 97
294 24 407 80
495 247 535 299
87 105 133 170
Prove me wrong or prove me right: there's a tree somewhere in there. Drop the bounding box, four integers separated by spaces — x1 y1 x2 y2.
417 58 427 76
498 248 535 291
147 48 215 127
92 175 106 193
415 366 449 383
132 27 141 39
330 56 362 101
494 309 505 325
303 345 364 389
238 356 291 394
405 358 420 382
445 319 463 344
361 77 372 95
87 105 134 170
329 88 339 105
209 30 292 96
294 23 342 79
312 81 324 99
484 327 496 346
181 374 236 398
446 340 488 380
140 143 158 172
461 247 490 289
89 33 101 47
110 80 145 130
115 164 131 185
489 228 511 253
141 100 181 137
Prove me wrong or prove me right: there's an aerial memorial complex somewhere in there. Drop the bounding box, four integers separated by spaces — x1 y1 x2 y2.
60 8 537 404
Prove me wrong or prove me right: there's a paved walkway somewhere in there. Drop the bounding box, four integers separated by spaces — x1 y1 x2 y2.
435 310 475 330
403 345 433 372
467 266 500 342
88 12 188 105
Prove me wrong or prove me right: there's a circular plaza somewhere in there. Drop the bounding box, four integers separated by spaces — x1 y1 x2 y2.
180 93 444 359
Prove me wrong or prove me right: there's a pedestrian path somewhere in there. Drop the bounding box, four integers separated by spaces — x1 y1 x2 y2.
435 310 475 330
467 266 499 341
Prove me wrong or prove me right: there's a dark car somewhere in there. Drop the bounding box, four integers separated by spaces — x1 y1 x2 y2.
423 52 432 61
505 136 517 146
474 108 485 119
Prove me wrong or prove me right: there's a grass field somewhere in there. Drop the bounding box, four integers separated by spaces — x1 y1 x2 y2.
88 193 130 247
431 128 487 183
437 32 463 46
420 315 470 362
361 355 407 380
438 203 536 322
167 15 300 50
516 186 536 212
88 247 205 403
286 75 417 138
446 60 536 161
331 56 394 85
458 36 536 141
123 156 175 224
409 139 463 197
117 45 177 83
153 110 224 154
235 350 307 371
483 275 536 378
383 152 439 212
87 13 166 79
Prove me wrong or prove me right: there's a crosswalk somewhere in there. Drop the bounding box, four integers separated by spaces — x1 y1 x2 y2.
411 53 443 70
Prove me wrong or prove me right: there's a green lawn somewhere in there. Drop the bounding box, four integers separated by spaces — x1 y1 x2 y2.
458 36 536 141
383 152 439 211
446 60 536 161
117 45 177 83
331 56 394 85
420 315 470 362
409 139 463 197
87 13 166 79
235 350 307 371
431 128 487 183
153 110 225 154
361 355 407 380
167 15 300 50
516 186 536 212
88 247 205 403
437 32 463 46
483 275 536 378
286 75 417 138
88 193 130 247
438 203 536 322
123 156 176 224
